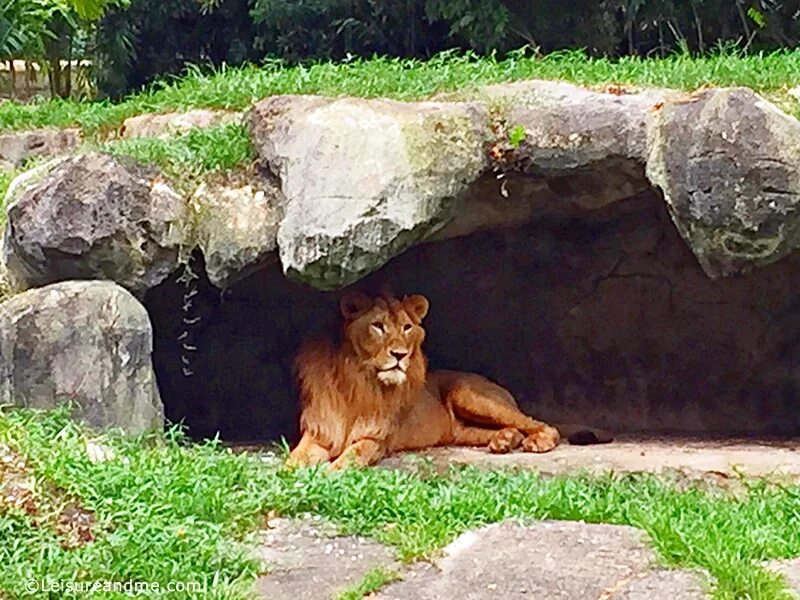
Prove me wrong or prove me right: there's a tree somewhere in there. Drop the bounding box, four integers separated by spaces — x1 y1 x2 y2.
0 0 125 98
41 0 128 98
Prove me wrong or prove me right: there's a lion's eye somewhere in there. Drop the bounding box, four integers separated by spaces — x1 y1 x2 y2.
403 324 413 333
371 322 385 334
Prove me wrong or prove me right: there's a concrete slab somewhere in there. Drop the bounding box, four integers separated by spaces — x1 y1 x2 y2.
375 521 709 600
380 436 800 482
253 518 397 600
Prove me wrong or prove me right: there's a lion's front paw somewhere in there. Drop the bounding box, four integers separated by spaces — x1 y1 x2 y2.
521 426 560 453
488 427 524 454
328 456 353 471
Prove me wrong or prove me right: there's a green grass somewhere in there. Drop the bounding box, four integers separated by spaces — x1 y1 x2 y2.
98 122 254 183
1 407 800 599
334 567 401 600
1 49 800 135
0 123 253 219
0 169 16 227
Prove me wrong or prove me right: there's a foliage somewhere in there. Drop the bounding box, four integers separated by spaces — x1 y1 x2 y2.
99 122 254 181
0 0 51 62
2 407 800 599
2 48 800 135
507 124 526 148
5 0 800 98
0 0 125 98
334 567 401 600
97 0 800 96
94 0 255 98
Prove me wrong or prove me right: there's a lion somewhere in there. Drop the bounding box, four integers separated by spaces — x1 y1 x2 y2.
288 291 611 470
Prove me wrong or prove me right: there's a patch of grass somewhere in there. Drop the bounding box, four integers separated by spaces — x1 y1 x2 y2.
334 567 401 600
97 122 255 183
0 169 16 228
1 407 800 599
1 49 800 135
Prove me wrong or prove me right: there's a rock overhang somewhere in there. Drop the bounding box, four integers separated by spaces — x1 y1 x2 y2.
2 80 800 294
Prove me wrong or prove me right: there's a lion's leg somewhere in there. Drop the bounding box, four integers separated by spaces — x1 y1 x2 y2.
452 423 525 454
446 380 560 453
329 439 386 471
287 433 331 468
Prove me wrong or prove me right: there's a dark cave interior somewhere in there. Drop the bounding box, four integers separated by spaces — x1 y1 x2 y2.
144 186 800 443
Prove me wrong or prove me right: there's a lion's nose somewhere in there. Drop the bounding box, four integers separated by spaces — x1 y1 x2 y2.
390 349 408 361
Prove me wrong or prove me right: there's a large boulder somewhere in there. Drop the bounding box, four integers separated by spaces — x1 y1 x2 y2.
245 82 800 289
0 280 163 434
2 153 186 295
0 128 80 171
121 109 242 139
646 87 800 277
3 81 799 293
191 175 283 288
247 95 490 289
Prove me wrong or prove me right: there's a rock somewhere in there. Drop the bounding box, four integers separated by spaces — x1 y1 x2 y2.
0 280 163 434
477 80 672 168
0 302 11 406
191 175 283 288
243 82 800 289
247 95 490 289
380 436 800 483
253 518 398 600
120 109 242 139
2 153 186 295
4 81 800 295
376 521 708 600
646 87 800 278
768 558 800 596
0 128 80 169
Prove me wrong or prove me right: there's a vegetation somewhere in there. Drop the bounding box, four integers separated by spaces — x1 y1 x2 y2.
94 0 800 97
1 407 799 600
2 0 800 99
99 122 253 181
0 0 124 98
334 567 401 600
1 48 800 136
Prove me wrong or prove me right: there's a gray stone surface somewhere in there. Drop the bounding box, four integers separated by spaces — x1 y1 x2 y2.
0 280 163 434
251 518 709 600
243 81 800 289
191 176 283 288
120 109 242 139
2 153 186 295
0 128 80 169
381 438 800 483
5 81 800 294
247 95 490 290
253 518 397 600
647 87 800 278
615 570 710 600
0 301 11 407
375 521 708 600
769 558 800 597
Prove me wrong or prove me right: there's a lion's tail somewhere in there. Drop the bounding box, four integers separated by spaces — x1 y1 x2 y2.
553 423 614 446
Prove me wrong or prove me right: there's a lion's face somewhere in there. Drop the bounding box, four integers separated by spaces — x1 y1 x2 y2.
340 292 429 386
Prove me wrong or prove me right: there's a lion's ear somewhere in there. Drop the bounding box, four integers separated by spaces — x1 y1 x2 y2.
340 292 373 321
403 295 429 324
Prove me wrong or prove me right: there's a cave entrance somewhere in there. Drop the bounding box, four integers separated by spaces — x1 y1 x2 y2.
144 186 800 443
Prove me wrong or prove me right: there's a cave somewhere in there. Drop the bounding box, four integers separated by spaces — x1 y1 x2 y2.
144 173 800 444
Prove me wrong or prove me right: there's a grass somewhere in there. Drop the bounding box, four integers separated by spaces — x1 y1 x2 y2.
98 122 254 183
334 567 401 600
0 123 252 223
1 406 800 599
0 169 16 226
1 49 800 135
